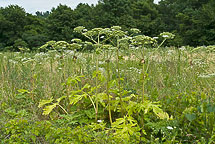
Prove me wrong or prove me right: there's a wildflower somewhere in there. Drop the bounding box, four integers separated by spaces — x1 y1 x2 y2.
167 50 174 55
167 126 173 130
162 35 169 38
99 67 105 73
179 46 186 51
99 61 105 65
198 73 215 78
9 59 17 64
97 120 102 123
160 32 175 39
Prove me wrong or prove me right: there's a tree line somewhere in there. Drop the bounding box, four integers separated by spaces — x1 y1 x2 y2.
0 0 214 51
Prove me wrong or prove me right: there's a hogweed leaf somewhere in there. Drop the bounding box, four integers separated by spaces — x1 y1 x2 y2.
112 117 125 128
38 97 54 108
56 96 67 103
69 93 87 105
42 103 57 115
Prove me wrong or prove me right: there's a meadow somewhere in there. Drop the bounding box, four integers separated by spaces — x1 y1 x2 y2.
0 27 215 143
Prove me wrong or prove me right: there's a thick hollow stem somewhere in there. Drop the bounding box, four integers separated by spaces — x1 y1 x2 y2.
142 62 145 103
95 34 100 122
141 46 145 132
88 94 97 116
142 47 145 104
58 104 68 115
95 54 99 122
106 59 112 124
116 39 124 115
157 38 166 50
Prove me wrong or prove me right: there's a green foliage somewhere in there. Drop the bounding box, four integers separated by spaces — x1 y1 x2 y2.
1 42 215 143
0 5 47 51
13 39 29 52
0 0 215 140
1 0 215 51
158 0 215 46
45 4 76 42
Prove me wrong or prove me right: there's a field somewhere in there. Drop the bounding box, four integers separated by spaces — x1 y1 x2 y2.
0 43 215 143
0 26 214 144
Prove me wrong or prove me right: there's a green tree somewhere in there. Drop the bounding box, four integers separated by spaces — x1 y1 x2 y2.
35 11 50 18
22 14 48 49
158 0 213 46
0 5 27 48
130 0 161 36
46 4 76 42
94 0 134 28
198 0 215 45
73 3 95 29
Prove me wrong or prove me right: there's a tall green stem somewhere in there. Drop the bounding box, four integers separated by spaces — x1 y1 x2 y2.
140 46 145 131
95 35 100 122
156 38 166 50
95 55 99 122
106 56 112 124
142 47 145 103
116 38 124 115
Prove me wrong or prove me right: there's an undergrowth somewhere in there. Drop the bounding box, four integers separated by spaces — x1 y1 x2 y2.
0 27 215 143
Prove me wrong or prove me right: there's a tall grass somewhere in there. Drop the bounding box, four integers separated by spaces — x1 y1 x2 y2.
0 45 215 143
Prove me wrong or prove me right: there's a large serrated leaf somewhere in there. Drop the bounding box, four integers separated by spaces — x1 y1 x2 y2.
42 103 57 115
156 112 170 120
38 97 54 108
56 96 67 103
112 118 125 128
69 94 87 105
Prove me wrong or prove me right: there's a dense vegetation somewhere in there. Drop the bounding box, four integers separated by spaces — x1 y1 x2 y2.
0 26 215 143
0 0 215 51
1 0 215 143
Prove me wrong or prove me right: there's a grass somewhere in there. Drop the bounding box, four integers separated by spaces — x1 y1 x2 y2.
0 46 215 143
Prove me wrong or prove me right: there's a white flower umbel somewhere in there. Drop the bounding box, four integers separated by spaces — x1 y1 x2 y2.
167 126 173 130
179 46 186 51
97 120 102 123
162 35 169 38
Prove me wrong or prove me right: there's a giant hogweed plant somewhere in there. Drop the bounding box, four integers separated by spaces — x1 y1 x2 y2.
130 32 175 103
38 80 172 142
39 39 84 62
38 26 174 139
74 26 112 122
39 40 83 79
74 26 145 120
73 26 137 122
39 75 106 121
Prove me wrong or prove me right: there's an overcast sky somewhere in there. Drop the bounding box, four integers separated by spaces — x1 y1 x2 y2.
0 0 160 14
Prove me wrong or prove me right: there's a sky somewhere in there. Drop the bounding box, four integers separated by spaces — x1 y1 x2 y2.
0 0 160 14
